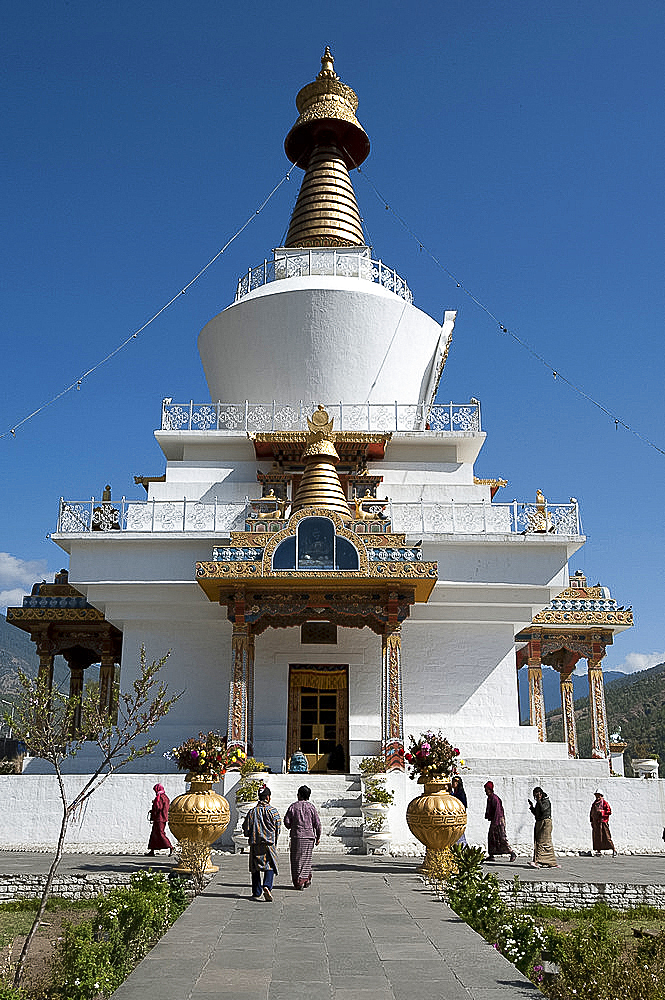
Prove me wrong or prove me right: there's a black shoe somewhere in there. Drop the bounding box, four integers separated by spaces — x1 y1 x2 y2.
509 852 517 862
263 887 273 901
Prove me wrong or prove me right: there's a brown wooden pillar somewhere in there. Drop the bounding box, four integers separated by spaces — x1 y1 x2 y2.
560 671 579 758
226 592 255 759
588 652 610 759
526 639 547 742
381 593 405 771
35 633 55 691
99 635 116 716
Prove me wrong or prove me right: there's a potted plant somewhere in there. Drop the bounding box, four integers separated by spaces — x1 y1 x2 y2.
404 730 467 877
358 754 388 794
240 756 269 780
630 742 660 778
361 778 394 821
362 812 392 854
164 731 232 874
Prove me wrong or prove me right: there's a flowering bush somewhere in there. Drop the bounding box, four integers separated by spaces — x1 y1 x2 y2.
165 731 241 779
404 730 464 780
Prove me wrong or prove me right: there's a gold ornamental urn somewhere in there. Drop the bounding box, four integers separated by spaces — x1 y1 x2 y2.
406 777 467 878
168 773 230 874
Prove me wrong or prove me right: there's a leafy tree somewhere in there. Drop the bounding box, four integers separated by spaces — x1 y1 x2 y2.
2 646 181 988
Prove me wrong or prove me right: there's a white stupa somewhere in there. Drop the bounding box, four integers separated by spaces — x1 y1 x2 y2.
6 49 660 855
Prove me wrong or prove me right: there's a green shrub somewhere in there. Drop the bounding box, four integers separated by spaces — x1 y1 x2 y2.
0 983 25 1000
235 779 263 803
51 870 187 999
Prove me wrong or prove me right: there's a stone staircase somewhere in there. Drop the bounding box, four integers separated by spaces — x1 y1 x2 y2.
234 773 364 853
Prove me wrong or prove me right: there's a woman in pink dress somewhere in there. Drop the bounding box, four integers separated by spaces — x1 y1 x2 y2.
147 783 173 856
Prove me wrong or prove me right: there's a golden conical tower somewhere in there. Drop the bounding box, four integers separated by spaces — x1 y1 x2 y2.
284 48 369 248
291 407 352 520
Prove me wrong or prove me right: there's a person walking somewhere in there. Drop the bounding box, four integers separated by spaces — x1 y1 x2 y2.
283 785 322 889
147 783 173 857
484 781 516 862
451 775 468 846
590 790 617 857
242 786 282 900
528 786 559 868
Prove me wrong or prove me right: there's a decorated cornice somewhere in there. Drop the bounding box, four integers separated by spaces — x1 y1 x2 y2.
196 506 437 605
251 430 391 465
6 606 106 625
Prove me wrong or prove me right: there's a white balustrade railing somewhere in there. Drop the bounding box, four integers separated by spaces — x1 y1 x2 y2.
56 498 580 536
235 250 413 304
160 400 482 433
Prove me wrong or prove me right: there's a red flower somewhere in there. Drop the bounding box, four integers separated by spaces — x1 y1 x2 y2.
453 748 460 755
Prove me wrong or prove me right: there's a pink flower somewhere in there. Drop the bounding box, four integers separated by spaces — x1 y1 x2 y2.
453 748 460 755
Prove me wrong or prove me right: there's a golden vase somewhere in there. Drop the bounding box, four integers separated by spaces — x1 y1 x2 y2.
168 773 230 874
406 776 467 879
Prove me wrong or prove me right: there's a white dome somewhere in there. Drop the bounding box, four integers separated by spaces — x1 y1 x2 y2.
198 275 451 406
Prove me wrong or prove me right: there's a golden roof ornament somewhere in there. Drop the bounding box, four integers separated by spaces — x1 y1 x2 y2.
284 48 368 247
290 406 352 519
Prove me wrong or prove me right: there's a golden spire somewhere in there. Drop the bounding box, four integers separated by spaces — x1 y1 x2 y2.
284 48 369 248
290 407 352 520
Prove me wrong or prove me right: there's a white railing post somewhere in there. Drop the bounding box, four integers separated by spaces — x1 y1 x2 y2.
308 248 312 275
216 401 221 430
244 400 249 432
420 498 425 534
182 498 186 532
339 401 344 430
264 259 267 285
367 401 371 430
394 400 399 430
299 400 303 430
513 500 518 532
189 400 193 430
272 400 276 430
333 249 337 276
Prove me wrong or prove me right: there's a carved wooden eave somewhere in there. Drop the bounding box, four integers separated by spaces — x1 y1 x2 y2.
196 506 437 631
250 430 391 466
6 582 122 659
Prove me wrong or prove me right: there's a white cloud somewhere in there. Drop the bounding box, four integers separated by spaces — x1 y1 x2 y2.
610 651 665 675
0 553 51 613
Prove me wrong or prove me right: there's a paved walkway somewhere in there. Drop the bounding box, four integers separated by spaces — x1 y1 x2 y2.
2 851 665 999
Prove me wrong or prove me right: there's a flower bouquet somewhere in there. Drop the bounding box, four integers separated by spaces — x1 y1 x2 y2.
404 730 465 781
166 731 242 780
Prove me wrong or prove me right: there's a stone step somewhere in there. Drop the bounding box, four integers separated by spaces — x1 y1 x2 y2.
230 773 365 853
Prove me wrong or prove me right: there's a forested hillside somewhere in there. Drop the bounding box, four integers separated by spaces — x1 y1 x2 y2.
0 617 36 695
547 661 665 762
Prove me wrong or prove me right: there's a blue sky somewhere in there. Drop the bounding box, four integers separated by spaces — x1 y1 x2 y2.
1 0 663 673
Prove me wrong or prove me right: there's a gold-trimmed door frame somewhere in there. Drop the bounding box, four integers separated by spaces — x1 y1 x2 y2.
287 665 349 771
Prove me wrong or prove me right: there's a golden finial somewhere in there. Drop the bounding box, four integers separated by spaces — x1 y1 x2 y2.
284 49 369 171
290 407 352 519
283 50 369 247
319 46 336 78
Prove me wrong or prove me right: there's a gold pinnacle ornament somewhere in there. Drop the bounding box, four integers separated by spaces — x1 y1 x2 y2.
284 48 369 248
290 406 352 519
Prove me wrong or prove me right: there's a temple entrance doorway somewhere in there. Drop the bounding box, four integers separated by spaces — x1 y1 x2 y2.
287 665 349 773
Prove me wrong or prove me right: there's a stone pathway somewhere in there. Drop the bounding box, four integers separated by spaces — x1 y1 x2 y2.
109 854 539 1000
2 851 664 998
